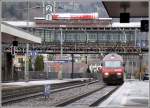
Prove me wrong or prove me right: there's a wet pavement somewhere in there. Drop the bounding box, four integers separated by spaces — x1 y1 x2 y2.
99 80 149 108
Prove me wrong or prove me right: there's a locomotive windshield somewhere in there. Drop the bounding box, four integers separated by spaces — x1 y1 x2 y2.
104 61 121 68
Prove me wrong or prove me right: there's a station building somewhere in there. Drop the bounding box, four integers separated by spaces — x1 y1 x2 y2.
3 16 148 80
2 22 41 81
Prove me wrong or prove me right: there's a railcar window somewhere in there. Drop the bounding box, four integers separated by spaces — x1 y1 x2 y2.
104 61 121 68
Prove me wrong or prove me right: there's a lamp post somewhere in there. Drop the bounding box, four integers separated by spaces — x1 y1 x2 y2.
16 3 42 82
24 1 43 82
81 28 89 65
24 0 30 82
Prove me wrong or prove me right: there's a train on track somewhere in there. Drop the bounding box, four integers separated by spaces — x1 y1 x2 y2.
100 53 125 84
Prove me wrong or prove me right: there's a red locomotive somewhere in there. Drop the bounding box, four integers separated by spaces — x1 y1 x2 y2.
100 53 125 84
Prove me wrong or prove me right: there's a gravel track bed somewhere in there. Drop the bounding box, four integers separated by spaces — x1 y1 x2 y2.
67 86 117 107
4 82 104 107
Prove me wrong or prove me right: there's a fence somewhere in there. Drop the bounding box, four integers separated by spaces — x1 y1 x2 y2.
15 71 90 81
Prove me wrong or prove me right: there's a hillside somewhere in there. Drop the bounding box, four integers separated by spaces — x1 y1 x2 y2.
2 1 108 21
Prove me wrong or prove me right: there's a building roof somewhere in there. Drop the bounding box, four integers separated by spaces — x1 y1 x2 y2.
4 20 140 28
112 22 140 28
2 22 41 44
102 0 148 18
3 21 35 27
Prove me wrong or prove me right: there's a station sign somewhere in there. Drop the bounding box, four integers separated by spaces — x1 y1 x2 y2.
45 60 72 64
43 84 51 97
30 51 38 57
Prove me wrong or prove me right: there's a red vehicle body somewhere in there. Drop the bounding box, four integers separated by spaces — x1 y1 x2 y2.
101 53 125 84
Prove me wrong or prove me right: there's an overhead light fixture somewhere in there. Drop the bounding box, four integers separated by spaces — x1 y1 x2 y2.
140 20 149 32
120 12 130 23
120 2 130 23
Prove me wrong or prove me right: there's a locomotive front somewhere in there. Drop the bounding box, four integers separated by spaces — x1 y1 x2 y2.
101 53 125 84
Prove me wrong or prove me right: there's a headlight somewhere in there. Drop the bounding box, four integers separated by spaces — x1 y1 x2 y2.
104 72 109 76
117 72 122 76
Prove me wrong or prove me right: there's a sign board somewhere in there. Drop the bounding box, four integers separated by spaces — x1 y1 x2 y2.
45 4 53 20
45 4 53 14
30 51 37 57
43 84 51 97
46 14 52 20
45 60 72 64
11 46 15 55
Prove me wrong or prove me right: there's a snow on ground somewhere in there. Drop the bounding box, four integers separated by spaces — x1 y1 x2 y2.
99 80 149 108
2 78 89 87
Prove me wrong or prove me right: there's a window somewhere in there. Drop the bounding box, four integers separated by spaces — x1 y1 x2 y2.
97 32 103 42
18 58 23 63
65 32 75 42
104 61 121 68
76 32 86 42
45 30 51 42
88 33 97 42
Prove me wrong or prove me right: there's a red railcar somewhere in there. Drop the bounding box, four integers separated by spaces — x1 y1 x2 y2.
101 53 125 84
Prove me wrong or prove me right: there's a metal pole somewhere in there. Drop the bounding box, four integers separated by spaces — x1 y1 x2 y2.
85 55 87 64
42 0 45 17
71 54 74 79
86 31 89 43
148 1 150 108
122 30 127 43
0 0 1 84
73 0 75 11
131 61 134 79
27 0 30 29
12 46 16 81
139 55 141 80
24 0 30 82
53 0 56 13
126 60 129 79
25 44 29 81
134 29 137 47
58 28 63 80
139 53 143 80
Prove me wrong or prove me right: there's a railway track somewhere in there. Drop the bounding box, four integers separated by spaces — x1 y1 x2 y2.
55 85 119 107
2 80 98 105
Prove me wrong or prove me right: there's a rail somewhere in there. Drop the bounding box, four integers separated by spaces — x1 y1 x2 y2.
2 80 98 105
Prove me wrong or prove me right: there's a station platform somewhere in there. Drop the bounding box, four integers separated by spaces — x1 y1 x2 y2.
99 79 149 108
2 78 89 90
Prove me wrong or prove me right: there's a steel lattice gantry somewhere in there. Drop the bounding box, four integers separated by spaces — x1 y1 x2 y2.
2 42 147 55
3 18 148 55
